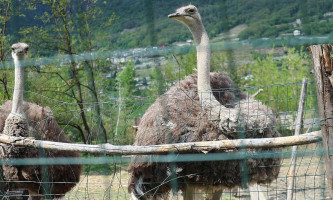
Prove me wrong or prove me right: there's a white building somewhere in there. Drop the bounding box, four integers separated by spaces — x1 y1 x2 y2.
293 30 301 36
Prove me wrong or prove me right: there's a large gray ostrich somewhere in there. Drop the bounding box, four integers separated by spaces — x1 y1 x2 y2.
128 5 281 200
0 43 82 199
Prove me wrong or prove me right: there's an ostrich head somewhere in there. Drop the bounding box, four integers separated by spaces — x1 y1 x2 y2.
168 5 202 27
11 42 29 61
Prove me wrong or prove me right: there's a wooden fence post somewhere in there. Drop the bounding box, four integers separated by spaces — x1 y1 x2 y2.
309 44 333 199
287 78 307 200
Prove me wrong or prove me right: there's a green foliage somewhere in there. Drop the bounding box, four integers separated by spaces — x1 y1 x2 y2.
96 0 333 49
179 52 196 76
116 62 137 98
113 62 145 144
239 48 314 112
8 0 333 50
0 0 14 101
159 52 196 88
163 62 177 84
242 48 310 85
149 66 166 96
15 0 119 144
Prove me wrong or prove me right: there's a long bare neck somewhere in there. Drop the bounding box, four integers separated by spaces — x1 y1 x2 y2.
11 57 25 115
188 21 215 104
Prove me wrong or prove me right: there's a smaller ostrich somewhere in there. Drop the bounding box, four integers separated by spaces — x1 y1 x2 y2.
0 43 81 199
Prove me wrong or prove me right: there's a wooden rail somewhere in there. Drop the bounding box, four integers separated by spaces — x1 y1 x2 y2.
0 131 322 156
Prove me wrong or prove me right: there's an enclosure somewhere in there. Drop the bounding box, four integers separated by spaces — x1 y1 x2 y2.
0 0 333 200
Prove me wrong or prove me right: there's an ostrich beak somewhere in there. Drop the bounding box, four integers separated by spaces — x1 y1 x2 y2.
16 49 24 53
168 13 181 18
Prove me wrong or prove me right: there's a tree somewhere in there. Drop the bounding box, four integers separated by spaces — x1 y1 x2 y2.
0 0 12 100
22 0 116 144
43 0 92 144
116 62 137 98
114 62 137 138
73 0 115 143
149 66 165 96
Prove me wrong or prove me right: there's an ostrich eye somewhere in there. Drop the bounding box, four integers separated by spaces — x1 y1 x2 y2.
11 48 15 51
187 9 195 13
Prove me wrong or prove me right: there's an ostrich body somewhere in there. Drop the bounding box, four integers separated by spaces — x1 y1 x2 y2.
128 5 281 200
0 43 81 199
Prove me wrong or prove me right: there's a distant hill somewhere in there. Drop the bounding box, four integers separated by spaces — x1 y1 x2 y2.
95 0 333 49
11 0 333 50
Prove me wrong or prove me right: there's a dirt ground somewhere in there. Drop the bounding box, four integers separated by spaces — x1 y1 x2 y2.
64 144 329 200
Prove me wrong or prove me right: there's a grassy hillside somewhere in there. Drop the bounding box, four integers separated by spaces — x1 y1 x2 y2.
93 0 333 49
8 0 333 50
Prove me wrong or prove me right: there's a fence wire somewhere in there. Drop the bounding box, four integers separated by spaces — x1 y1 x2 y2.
0 79 328 199
1 0 332 199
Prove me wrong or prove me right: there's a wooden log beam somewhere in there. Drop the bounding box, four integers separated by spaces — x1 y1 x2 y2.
309 44 333 199
0 131 322 156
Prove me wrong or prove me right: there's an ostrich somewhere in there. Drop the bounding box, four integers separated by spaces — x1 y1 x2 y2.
128 5 281 200
0 43 82 199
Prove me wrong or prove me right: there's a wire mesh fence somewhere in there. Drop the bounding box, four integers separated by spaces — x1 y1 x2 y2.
0 79 327 199
0 36 329 200
2 1 333 199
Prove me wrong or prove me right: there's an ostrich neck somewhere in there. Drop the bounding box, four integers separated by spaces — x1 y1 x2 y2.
188 22 215 104
12 58 25 115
